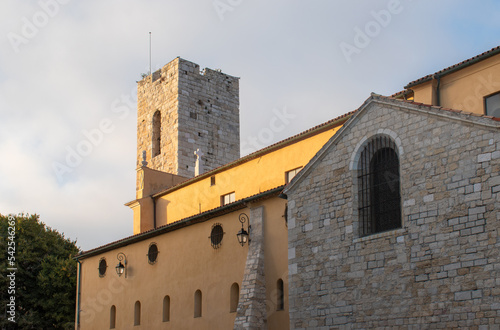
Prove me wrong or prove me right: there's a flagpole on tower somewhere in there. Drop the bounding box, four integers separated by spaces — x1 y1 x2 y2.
149 32 152 76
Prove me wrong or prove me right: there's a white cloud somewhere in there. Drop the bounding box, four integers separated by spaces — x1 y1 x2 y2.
1 0 499 250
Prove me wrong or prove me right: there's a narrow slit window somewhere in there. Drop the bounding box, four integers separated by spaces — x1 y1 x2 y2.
194 290 202 318
277 279 284 311
163 296 170 322
152 110 161 157
134 301 141 326
230 283 239 313
110 305 116 329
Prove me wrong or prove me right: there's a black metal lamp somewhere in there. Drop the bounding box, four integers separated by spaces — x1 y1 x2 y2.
237 213 250 246
115 252 127 278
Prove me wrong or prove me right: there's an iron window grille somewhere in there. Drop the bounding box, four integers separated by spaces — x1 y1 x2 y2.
209 223 224 249
358 135 402 237
147 243 159 264
98 258 107 277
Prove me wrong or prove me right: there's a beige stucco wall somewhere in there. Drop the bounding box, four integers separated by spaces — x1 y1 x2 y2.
77 198 289 329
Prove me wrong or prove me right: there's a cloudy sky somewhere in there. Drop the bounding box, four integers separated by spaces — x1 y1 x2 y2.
1 0 499 251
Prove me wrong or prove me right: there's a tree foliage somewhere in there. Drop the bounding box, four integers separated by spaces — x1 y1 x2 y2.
0 214 80 329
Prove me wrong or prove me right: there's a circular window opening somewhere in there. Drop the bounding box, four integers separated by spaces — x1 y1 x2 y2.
98 258 107 277
148 243 159 264
210 224 224 249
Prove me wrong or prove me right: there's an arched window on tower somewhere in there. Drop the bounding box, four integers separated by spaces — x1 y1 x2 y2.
358 135 401 236
152 110 161 157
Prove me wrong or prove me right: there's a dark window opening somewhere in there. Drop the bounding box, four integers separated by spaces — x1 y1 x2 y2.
152 111 161 157
485 91 500 117
210 176 216 186
358 136 401 237
163 296 170 322
194 290 202 318
147 243 159 264
134 301 141 326
110 305 116 329
277 279 284 311
98 258 107 277
210 224 224 249
283 203 288 226
230 283 239 313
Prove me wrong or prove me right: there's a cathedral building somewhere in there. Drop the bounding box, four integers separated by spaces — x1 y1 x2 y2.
75 46 500 329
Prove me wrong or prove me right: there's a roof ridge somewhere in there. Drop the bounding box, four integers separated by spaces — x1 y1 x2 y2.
383 94 500 121
80 185 285 258
147 110 355 199
405 45 500 88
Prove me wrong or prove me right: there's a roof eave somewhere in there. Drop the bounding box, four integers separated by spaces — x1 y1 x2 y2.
405 46 500 89
76 185 285 260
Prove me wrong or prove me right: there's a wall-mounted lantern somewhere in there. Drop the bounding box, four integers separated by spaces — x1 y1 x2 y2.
115 252 127 278
237 213 250 246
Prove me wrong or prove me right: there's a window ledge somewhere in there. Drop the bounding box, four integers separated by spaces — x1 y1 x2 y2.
353 228 405 243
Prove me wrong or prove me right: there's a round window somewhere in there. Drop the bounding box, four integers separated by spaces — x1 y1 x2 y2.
148 243 159 264
210 224 224 249
98 258 107 277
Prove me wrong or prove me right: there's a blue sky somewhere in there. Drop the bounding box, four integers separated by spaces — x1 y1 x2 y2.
1 0 499 250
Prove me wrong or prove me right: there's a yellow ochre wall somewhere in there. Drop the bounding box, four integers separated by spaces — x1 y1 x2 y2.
151 126 341 231
411 53 500 114
77 198 289 330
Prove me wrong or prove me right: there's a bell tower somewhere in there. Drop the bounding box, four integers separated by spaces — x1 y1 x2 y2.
136 57 240 181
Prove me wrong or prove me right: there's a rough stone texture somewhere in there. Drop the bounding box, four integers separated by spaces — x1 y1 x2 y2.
234 206 267 330
286 98 500 329
136 57 240 184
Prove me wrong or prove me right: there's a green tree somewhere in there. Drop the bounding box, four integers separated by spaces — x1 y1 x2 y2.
0 214 80 329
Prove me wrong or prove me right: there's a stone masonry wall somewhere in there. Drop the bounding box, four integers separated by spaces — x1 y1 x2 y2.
137 58 180 180
287 100 500 328
177 60 240 178
136 58 240 184
234 206 267 330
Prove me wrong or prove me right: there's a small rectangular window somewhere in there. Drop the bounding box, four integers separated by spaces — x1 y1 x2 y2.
485 91 500 117
221 192 235 206
285 167 303 184
210 176 216 186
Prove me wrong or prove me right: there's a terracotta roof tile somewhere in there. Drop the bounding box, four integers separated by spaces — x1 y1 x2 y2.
405 45 500 88
384 94 500 121
150 110 355 198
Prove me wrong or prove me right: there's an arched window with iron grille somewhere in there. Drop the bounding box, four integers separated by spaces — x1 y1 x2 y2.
358 135 401 236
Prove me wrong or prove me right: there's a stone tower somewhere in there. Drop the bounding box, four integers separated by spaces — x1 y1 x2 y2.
136 57 240 180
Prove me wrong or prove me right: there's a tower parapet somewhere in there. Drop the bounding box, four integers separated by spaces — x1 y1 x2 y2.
136 57 240 183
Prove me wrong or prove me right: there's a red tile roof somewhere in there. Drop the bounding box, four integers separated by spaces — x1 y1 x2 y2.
405 45 500 88
383 94 500 122
149 110 355 199
78 185 285 259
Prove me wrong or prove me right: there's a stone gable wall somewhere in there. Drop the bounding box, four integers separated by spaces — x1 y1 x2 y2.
287 103 500 328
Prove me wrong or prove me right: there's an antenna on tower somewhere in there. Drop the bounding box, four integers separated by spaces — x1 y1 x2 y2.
149 32 152 76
